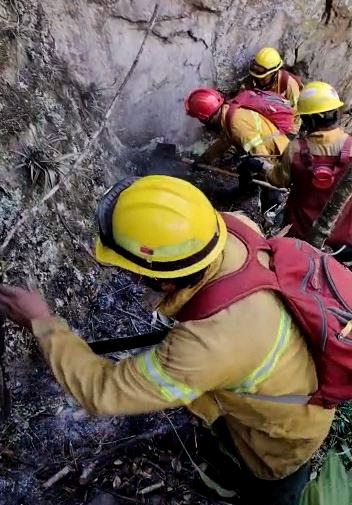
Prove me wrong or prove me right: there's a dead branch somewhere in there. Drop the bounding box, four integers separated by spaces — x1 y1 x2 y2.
0 3 160 256
78 419 191 486
306 162 352 249
54 206 97 264
138 481 165 495
42 465 73 490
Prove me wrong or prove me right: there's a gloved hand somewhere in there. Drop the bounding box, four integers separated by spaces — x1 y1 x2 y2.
237 157 265 178
237 157 265 193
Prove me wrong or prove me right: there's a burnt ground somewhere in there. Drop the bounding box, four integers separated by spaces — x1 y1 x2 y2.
0 169 265 505
0 168 349 504
0 270 226 505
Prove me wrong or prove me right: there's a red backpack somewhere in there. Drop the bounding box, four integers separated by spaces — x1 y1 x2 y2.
178 214 352 409
279 69 303 95
285 136 352 246
225 89 294 135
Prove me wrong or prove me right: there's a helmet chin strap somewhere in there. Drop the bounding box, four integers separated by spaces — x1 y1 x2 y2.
302 116 316 134
254 72 277 91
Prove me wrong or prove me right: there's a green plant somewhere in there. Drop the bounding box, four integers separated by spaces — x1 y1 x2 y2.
300 451 352 505
15 136 74 192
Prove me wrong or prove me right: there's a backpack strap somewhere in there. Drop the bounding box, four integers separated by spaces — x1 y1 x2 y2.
299 135 352 168
278 70 289 96
338 135 352 166
225 101 239 133
177 214 280 322
298 138 313 167
238 393 311 404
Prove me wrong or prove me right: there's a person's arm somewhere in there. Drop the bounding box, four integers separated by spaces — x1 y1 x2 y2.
286 77 300 111
0 286 234 417
286 78 301 134
33 317 211 416
266 143 292 188
229 109 271 157
197 136 231 164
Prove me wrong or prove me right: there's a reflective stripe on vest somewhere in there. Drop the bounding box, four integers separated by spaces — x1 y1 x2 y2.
243 111 282 153
243 111 262 152
227 306 291 394
137 348 200 404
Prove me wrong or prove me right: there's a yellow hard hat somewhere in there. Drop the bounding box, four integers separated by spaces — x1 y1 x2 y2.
297 81 344 115
95 175 227 278
249 47 283 78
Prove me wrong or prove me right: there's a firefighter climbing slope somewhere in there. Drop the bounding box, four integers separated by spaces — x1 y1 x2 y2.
3 176 352 504
267 81 352 263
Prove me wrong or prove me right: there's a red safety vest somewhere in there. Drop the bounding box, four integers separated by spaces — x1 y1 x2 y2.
286 136 352 246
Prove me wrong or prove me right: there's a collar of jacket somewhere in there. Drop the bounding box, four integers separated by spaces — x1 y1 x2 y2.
220 104 230 132
307 127 345 144
156 252 224 318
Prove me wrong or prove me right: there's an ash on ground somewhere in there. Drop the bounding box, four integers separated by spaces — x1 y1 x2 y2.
0 164 265 505
0 269 230 505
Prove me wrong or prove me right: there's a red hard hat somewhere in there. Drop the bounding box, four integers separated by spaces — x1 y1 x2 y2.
184 88 224 122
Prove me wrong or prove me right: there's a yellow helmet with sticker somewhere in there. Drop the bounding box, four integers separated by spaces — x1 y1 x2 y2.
297 81 344 115
95 175 227 278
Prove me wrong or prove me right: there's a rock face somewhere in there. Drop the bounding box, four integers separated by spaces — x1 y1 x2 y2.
41 0 352 146
0 0 352 503
0 0 351 305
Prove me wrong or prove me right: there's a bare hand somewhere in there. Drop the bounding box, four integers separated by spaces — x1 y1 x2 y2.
0 285 51 330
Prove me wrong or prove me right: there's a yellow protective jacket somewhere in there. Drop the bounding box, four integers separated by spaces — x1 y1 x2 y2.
267 127 351 188
32 213 333 480
199 104 289 164
273 70 301 133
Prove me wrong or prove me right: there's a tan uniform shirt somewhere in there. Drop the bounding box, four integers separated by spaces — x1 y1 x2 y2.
32 213 333 480
275 71 301 133
267 127 351 187
199 105 289 164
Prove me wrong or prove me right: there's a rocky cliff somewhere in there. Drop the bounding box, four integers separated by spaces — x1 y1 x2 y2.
0 0 350 327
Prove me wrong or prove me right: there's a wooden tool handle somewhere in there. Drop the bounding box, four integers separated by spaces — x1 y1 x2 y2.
182 158 288 193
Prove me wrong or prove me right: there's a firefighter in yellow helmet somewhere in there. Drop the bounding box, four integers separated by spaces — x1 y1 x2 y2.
249 47 302 133
267 81 352 262
0 175 333 505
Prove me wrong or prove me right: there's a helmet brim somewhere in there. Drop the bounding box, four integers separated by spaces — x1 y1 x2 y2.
249 62 283 79
95 212 227 279
249 65 282 79
298 100 344 115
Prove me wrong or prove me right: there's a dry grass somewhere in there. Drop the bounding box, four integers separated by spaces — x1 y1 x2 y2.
0 80 40 140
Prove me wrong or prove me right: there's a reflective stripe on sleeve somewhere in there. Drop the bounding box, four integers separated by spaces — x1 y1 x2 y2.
243 111 263 152
137 348 201 404
227 307 291 394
